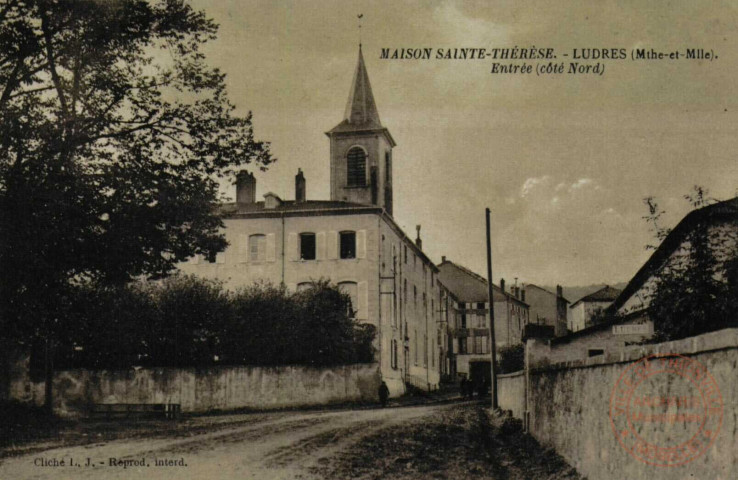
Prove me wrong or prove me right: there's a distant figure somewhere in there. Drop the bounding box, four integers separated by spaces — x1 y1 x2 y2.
378 381 389 407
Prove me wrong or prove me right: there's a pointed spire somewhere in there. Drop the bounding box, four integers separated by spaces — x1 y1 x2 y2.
342 46 382 128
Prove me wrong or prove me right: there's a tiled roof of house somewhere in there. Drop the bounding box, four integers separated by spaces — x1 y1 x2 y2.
437 260 525 304
570 285 621 308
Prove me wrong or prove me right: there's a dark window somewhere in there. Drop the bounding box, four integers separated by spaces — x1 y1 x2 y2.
477 302 485 310
340 231 356 259
300 233 316 260
459 337 467 355
588 349 605 357
347 147 366 187
206 251 216 263
461 313 467 328
404 245 408 263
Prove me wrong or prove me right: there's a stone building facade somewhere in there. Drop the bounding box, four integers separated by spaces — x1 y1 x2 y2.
437 258 529 381
179 47 444 396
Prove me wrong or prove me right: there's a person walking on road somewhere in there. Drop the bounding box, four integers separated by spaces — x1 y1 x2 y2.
378 381 389 407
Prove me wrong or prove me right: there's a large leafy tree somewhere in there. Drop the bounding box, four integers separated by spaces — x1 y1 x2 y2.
0 0 273 345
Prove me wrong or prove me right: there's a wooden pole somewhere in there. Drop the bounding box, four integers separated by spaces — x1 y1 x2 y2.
486 208 498 409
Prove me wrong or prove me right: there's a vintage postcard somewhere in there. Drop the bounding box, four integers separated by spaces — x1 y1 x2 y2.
1 1 736 479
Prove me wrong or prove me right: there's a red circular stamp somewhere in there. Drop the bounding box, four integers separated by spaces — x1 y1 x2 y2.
609 353 723 467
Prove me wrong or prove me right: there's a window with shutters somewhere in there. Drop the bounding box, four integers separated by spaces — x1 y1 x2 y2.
249 234 266 262
338 281 358 318
346 147 366 187
300 232 316 260
339 231 356 259
458 337 467 354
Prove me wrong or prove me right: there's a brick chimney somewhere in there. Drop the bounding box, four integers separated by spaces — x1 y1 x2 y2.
556 285 563 298
295 168 306 203
500 278 505 293
441 255 446 263
236 171 256 204
415 225 422 250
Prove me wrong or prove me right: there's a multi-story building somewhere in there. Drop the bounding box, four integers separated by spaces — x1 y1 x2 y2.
437 258 529 382
523 284 569 337
568 285 621 332
179 47 444 396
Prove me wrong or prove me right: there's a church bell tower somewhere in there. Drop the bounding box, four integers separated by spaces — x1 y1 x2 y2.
326 46 396 215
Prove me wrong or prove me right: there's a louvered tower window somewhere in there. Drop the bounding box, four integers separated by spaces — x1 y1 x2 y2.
346 147 366 187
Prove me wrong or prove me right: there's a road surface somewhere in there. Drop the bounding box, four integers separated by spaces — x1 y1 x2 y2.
0 402 581 480
0 403 453 480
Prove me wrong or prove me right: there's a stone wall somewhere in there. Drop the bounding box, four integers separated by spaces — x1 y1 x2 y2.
15 363 381 417
498 328 738 480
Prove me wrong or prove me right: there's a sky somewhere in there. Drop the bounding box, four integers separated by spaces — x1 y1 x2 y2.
187 0 738 286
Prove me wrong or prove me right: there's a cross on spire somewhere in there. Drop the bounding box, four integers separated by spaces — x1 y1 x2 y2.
357 14 363 48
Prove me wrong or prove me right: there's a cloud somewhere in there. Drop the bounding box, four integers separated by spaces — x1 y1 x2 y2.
569 178 593 191
520 175 551 197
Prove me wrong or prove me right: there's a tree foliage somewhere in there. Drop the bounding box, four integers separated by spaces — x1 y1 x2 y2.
498 344 524 374
52 277 376 369
644 187 738 341
0 1 273 343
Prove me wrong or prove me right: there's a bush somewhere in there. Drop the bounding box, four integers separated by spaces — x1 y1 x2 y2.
498 344 524 374
54 276 376 369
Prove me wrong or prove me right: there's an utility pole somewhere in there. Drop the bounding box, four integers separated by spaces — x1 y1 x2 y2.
486 208 498 410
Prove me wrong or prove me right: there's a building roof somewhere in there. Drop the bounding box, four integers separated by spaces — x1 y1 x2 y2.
437 260 526 305
570 285 621 309
525 284 570 304
608 196 738 314
326 47 396 146
219 200 439 273
219 200 376 217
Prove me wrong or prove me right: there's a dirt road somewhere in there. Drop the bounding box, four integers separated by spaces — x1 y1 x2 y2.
0 402 581 480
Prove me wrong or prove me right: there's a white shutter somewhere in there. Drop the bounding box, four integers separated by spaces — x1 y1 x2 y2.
238 234 249 263
327 231 338 259
287 233 298 261
266 233 276 262
356 230 367 259
316 232 326 260
358 281 368 320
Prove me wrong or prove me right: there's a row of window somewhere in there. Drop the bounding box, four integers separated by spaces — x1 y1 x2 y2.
196 231 361 264
299 231 356 260
457 336 489 355
458 311 487 329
